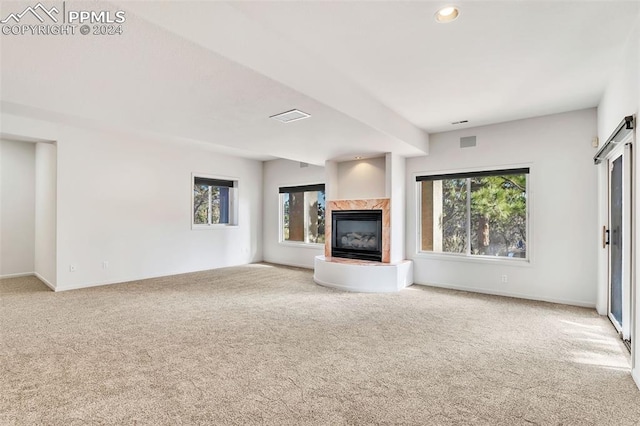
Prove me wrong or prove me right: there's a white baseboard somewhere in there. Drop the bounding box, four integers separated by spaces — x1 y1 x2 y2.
413 281 596 309
633 368 640 391
0 271 35 279
54 262 255 292
34 273 56 291
55 279 122 292
0 272 56 292
262 260 314 270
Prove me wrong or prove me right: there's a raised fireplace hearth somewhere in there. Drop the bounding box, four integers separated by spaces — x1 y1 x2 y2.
331 210 382 261
315 197 412 292
314 155 413 293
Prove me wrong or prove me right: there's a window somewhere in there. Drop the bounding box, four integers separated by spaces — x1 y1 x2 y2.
279 184 326 244
193 176 236 226
417 168 528 259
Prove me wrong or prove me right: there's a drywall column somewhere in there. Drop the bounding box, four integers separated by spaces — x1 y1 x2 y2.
596 163 608 315
34 142 57 289
386 152 406 263
324 160 339 201
0 139 36 277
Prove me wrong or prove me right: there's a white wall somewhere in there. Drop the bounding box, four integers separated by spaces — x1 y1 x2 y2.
262 158 325 268
34 142 57 288
597 23 639 313
597 23 639 145
596 15 640 388
2 113 263 290
386 152 406 263
595 22 638 315
337 157 386 199
406 108 599 307
325 160 339 201
0 139 35 277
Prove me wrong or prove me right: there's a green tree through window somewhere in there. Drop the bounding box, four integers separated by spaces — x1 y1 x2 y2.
193 176 233 225
280 184 325 244
420 170 528 258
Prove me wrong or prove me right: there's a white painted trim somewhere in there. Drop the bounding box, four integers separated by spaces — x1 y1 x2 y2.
191 224 239 230
414 281 596 308
0 271 56 292
412 163 533 264
54 263 250 292
262 260 314 270
34 272 55 291
412 252 532 267
55 278 149 292
277 183 326 246
603 140 633 338
191 172 240 228
632 368 640 391
0 271 35 279
278 241 324 250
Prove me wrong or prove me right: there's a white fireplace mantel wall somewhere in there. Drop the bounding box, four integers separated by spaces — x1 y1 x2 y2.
336 157 386 200
318 152 411 292
324 152 408 264
325 153 406 263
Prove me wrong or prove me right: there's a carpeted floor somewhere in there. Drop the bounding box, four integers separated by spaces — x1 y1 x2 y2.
1 263 639 425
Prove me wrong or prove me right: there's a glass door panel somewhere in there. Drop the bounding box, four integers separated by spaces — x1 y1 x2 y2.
609 155 623 327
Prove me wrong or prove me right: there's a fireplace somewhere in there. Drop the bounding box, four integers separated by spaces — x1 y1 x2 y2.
331 210 383 262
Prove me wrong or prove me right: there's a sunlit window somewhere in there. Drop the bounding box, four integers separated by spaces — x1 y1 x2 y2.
280 184 326 244
418 169 528 259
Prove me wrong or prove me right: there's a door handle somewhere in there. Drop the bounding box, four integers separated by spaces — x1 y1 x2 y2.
603 226 610 248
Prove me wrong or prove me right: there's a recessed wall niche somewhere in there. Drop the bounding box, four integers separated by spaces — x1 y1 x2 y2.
336 157 386 200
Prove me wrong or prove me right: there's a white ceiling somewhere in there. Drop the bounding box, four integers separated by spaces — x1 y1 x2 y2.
1 1 638 165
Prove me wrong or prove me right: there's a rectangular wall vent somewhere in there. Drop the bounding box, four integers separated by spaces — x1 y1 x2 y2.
460 136 477 148
270 109 311 123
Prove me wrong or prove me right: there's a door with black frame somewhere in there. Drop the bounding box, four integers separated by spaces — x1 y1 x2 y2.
606 142 631 349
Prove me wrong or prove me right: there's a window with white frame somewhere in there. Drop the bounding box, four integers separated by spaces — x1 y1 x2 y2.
417 168 528 259
279 184 326 244
193 176 237 226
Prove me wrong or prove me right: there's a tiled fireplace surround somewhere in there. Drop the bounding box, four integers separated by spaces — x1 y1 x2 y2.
313 154 413 293
324 198 391 263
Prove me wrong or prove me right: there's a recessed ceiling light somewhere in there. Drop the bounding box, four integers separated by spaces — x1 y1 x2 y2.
434 5 460 23
270 109 311 123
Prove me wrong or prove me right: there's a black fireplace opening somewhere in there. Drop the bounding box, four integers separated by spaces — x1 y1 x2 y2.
331 210 383 262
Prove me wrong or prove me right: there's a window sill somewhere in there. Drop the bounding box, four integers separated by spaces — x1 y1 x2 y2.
192 224 238 230
278 241 325 250
412 251 531 267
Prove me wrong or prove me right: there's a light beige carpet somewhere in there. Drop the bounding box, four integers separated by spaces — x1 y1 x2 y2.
1 263 639 425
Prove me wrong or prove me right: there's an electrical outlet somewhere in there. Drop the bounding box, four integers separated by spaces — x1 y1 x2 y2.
69 264 77 272
103 261 109 269
501 274 508 283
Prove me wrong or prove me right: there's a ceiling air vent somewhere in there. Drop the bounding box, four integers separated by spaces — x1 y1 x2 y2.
460 136 477 148
270 109 311 123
